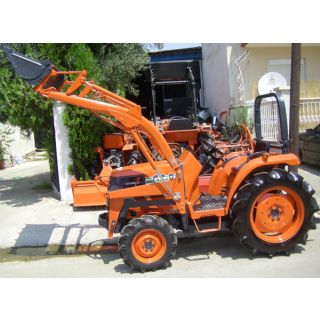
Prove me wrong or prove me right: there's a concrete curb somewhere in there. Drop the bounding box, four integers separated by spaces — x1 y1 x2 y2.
2 243 118 258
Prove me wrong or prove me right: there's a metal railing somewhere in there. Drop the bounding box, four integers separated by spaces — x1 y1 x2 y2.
230 98 279 141
299 97 320 132
258 98 279 141
232 97 320 142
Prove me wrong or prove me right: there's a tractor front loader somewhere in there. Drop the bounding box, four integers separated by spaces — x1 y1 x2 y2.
2 46 319 272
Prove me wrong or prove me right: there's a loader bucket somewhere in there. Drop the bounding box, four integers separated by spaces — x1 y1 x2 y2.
1 45 64 88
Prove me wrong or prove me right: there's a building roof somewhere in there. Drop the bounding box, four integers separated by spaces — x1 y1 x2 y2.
149 46 202 63
242 43 320 48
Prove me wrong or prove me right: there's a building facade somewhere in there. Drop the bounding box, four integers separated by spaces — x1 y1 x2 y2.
201 43 320 118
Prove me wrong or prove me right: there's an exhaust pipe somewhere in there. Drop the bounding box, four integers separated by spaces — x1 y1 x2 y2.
0 45 64 88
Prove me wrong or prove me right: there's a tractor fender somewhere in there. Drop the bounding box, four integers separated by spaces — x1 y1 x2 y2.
225 153 300 213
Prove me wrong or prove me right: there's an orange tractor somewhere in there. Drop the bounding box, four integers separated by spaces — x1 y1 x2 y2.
3 47 319 272
87 115 255 205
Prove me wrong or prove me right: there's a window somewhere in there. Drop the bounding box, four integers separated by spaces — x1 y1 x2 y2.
268 58 306 84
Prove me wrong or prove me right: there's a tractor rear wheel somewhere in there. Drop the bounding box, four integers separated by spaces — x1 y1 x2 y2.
118 215 177 272
232 169 318 256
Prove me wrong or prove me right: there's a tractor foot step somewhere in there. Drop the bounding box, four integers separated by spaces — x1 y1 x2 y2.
193 195 227 211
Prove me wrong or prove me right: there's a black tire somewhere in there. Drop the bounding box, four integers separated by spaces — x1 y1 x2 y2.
118 215 177 272
231 169 319 256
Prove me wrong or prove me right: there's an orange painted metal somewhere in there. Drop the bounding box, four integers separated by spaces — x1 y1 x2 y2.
198 175 210 193
31 67 303 239
208 153 248 196
223 153 300 213
179 149 202 203
122 143 136 151
131 229 167 264
71 179 107 207
102 134 126 149
157 119 213 150
250 186 305 243
210 125 255 155
35 70 180 171
164 130 199 148
91 111 128 132
71 107 255 209
71 165 112 207
95 146 104 163
205 152 300 212
192 216 222 233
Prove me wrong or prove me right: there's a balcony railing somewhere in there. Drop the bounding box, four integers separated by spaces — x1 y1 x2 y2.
231 97 320 142
299 97 320 132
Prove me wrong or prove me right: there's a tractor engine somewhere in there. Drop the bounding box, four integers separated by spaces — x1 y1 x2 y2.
103 148 122 168
99 133 144 170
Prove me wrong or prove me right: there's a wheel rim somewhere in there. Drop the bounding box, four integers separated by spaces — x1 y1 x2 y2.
250 186 305 244
131 229 167 264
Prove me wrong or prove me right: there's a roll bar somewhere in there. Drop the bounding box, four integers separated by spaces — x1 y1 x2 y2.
254 92 290 153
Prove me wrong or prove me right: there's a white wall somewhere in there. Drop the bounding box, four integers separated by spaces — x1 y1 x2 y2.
240 44 320 100
201 43 244 116
0 123 35 160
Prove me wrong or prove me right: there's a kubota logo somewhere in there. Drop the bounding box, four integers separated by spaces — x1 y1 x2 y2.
145 173 176 184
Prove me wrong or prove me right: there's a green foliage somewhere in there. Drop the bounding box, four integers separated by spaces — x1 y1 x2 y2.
87 44 149 95
0 46 52 133
228 105 252 128
224 105 254 140
0 43 149 180
60 44 148 180
63 107 111 180
0 126 14 160
0 44 55 170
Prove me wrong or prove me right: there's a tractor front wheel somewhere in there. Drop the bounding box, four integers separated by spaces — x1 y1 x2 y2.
119 215 177 272
232 169 318 256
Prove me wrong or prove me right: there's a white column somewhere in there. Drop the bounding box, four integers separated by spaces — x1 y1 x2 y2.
201 43 243 116
202 44 232 116
52 102 73 203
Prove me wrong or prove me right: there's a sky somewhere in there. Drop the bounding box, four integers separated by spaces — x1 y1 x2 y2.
162 43 201 50
149 43 201 52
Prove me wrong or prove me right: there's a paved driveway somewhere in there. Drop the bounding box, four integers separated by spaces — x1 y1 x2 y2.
0 160 319 277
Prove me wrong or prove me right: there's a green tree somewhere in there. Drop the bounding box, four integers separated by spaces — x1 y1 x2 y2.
0 44 54 168
0 43 149 180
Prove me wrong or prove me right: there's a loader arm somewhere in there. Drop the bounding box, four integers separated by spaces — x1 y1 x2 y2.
1 46 179 172
39 71 180 171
